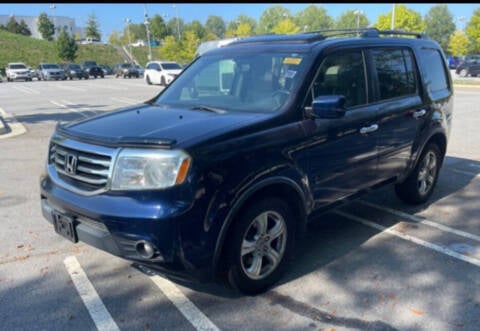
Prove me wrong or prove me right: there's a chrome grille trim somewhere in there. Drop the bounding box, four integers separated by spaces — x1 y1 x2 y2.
47 134 119 196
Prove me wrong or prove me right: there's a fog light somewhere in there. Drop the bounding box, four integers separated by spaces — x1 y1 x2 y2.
135 240 157 259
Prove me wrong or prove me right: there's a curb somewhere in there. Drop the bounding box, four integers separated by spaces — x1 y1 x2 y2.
0 107 27 139
453 83 480 88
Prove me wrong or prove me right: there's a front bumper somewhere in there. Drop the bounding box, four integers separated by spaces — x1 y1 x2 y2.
40 173 215 282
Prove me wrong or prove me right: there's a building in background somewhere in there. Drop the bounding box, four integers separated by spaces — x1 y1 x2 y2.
0 15 85 40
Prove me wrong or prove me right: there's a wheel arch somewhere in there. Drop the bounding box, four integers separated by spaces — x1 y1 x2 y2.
212 177 308 278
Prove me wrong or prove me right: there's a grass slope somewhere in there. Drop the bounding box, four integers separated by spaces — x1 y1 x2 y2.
0 30 124 70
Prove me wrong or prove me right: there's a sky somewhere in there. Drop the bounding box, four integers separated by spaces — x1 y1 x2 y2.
1 3 477 39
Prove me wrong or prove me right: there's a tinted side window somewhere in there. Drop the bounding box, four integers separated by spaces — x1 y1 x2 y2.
420 48 449 93
309 51 367 108
372 48 417 100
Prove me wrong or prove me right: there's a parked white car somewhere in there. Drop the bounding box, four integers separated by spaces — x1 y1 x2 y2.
144 61 182 86
5 62 32 82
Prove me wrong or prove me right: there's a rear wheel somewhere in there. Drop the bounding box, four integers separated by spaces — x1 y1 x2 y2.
226 198 295 295
395 143 442 204
459 68 469 77
161 76 166 86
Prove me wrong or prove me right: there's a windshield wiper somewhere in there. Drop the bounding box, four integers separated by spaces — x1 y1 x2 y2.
190 105 226 114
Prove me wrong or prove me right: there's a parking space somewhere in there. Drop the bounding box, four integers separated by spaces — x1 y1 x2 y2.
0 79 479 330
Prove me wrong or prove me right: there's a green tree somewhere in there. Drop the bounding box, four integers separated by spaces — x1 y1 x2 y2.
258 5 291 34
150 14 167 41
295 5 334 31
375 4 425 32
335 9 369 29
159 35 181 60
205 15 226 38
424 5 455 52
6 16 21 34
465 7 480 53
185 20 206 40
272 19 300 34
18 20 31 36
56 28 78 62
226 21 254 37
179 30 200 63
167 17 185 39
86 13 101 41
108 30 122 46
127 23 146 41
37 13 55 41
448 31 469 56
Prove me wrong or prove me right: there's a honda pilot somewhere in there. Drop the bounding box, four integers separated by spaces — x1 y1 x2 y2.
40 29 453 294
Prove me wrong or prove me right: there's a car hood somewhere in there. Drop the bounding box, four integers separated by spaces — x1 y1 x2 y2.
9 68 29 73
59 104 271 149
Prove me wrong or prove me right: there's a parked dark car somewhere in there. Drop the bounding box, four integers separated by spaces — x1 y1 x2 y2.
40 28 453 295
60 63 89 80
80 61 104 78
456 56 480 77
113 62 139 78
100 64 113 76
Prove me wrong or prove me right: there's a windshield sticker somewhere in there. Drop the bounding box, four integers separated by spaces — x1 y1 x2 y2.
285 70 297 79
283 57 302 65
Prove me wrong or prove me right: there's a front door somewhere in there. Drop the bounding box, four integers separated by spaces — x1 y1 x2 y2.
298 50 379 208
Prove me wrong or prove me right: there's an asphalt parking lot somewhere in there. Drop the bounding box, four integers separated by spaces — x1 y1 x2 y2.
0 77 479 331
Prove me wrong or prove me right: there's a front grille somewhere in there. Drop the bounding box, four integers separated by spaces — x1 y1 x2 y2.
49 141 112 192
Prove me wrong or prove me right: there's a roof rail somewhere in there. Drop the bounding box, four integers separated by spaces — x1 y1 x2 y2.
304 28 427 40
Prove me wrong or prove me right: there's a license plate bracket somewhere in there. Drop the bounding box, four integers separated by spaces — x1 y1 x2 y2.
53 212 78 243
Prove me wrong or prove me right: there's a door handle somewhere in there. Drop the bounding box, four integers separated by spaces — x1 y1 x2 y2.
413 109 427 119
359 124 379 134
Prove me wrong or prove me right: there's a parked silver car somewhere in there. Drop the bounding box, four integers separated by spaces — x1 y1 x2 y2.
38 63 66 81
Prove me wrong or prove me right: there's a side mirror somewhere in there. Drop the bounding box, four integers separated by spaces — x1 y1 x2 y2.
309 95 346 119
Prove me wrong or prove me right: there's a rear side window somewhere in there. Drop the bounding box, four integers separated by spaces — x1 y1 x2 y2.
420 48 450 93
372 48 417 100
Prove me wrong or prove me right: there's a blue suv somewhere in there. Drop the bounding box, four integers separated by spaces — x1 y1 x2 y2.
40 29 453 294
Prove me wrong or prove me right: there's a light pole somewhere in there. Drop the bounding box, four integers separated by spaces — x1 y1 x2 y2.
144 5 152 61
391 4 396 30
456 16 466 31
125 18 133 62
172 4 180 40
50 4 56 39
354 9 364 35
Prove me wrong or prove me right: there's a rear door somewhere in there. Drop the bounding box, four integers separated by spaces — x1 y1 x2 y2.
370 47 425 180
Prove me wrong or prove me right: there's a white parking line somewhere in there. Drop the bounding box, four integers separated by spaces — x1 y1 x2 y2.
12 85 39 95
450 168 480 177
358 200 480 243
55 85 87 92
50 100 89 118
64 256 120 331
335 210 480 268
138 265 220 331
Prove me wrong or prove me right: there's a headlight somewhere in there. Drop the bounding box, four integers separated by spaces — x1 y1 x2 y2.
111 149 191 190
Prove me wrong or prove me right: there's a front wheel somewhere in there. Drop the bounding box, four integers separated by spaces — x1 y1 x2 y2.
146 75 152 85
459 68 468 77
395 143 442 204
226 198 295 295
161 76 166 86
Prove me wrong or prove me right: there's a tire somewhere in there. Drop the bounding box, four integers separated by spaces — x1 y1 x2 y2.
161 76 166 86
459 68 468 77
226 197 295 295
93 75 97 79
395 143 442 205
146 75 152 85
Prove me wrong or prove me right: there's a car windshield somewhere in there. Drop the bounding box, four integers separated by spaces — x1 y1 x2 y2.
84 61 97 67
121 63 133 68
69 64 81 70
43 64 59 69
161 63 181 70
154 52 311 113
10 64 26 69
